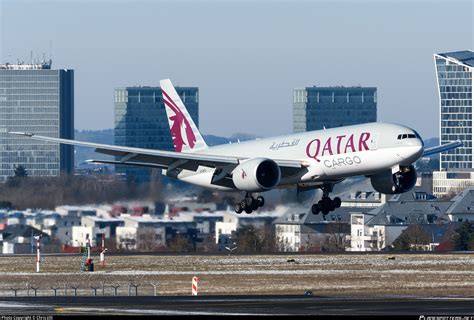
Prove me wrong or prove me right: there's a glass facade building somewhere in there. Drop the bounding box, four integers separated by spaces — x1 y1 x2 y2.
114 86 199 182
0 61 74 182
293 86 377 133
435 50 474 171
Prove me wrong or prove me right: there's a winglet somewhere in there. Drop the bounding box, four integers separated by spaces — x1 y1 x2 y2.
9 131 34 137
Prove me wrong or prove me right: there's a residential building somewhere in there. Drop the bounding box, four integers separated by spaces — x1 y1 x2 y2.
114 85 199 182
115 214 196 251
293 86 376 133
274 207 357 252
72 216 124 247
1 225 49 254
216 211 280 251
348 213 385 251
0 60 74 182
432 50 474 197
445 186 474 222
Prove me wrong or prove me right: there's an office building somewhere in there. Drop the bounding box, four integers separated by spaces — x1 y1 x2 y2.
432 50 474 197
0 60 74 182
114 86 199 182
293 86 377 133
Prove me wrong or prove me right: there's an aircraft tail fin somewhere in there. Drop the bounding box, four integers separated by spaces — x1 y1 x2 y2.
160 79 208 153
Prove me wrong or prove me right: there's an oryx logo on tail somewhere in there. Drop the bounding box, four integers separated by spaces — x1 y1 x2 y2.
162 89 196 152
160 79 208 153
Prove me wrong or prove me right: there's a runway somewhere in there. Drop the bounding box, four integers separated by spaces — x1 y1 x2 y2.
0 295 473 315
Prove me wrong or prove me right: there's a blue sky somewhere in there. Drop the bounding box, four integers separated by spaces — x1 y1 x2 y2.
1 0 472 139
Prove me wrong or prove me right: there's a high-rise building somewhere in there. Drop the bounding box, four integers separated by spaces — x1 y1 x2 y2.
114 86 199 182
432 50 474 197
293 86 377 133
0 60 74 182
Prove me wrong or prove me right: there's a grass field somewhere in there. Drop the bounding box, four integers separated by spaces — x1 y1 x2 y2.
0 253 473 297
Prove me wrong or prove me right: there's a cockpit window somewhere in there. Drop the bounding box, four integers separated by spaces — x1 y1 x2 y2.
397 133 417 140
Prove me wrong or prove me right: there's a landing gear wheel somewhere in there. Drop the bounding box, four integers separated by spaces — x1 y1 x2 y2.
236 193 266 214
245 197 253 207
234 203 243 214
319 197 333 215
256 196 265 207
311 203 320 215
251 198 259 210
333 197 341 208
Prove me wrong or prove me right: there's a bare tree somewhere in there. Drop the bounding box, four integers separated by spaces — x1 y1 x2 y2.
392 224 431 251
168 234 194 253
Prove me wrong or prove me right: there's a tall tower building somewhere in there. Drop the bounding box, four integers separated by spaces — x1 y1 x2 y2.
114 86 199 182
432 50 474 197
0 60 74 182
293 86 377 133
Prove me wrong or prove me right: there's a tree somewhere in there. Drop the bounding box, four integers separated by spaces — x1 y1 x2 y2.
0 201 12 209
452 221 474 251
14 165 28 178
322 223 350 251
392 225 431 251
233 224 276 253
235 225 261 253
198 234 218 253
168 234 194 253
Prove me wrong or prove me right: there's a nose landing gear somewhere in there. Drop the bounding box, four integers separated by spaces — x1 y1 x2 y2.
234 193 265 214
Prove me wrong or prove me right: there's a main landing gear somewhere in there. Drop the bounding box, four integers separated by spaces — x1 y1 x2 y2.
311 184 341 215
234 193 265 214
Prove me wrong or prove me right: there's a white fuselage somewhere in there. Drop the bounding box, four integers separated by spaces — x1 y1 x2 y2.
171 122 424 191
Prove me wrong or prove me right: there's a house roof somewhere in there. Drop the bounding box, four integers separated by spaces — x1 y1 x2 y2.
388 187 436 202
367 200 452 226
1 225 49 241
445 186 474 215
275 206 375 225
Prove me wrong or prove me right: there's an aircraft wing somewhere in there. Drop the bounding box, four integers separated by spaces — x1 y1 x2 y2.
422 140 463 157
9 132 306 178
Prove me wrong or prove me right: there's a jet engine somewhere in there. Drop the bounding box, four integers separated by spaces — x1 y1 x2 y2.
370 165 417 194
232 158 281 192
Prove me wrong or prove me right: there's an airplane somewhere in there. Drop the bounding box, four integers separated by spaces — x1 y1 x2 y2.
10 79 462 215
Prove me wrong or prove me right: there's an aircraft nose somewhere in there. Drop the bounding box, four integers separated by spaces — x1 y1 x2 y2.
398 138 424 164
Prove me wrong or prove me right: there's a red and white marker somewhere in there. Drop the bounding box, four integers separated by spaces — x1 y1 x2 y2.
191 276 198 296
34 235 41 273
101 230 105 267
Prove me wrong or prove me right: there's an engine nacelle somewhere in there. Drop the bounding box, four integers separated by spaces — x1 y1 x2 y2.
370 165 417 194
232 158 281 192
